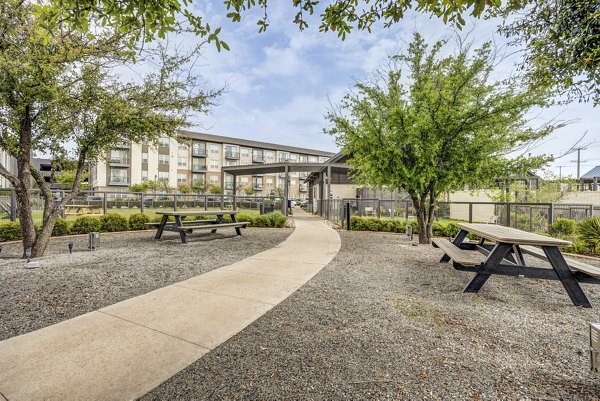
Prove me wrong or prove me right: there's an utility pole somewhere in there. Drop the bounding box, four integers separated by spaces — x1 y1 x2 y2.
570 147 588 190
556 165 568 179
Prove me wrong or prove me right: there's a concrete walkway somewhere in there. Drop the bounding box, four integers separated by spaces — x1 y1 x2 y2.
0 209 340 401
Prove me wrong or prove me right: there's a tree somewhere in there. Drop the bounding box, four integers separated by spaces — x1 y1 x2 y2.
327 34 557 243
54 169 90 191
177 183 192 194
129 182 150 193
498 0 600 105
0 0 219 257
210 185 222 195
191 178 208 194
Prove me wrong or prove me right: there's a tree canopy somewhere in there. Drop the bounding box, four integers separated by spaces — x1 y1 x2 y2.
327 34 558 243
0 0 220 256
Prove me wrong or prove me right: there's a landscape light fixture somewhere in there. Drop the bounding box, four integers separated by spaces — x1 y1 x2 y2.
24 247 40 269
68 242 73 254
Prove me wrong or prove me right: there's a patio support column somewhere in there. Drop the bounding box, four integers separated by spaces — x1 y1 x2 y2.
327 165 332 220
594 177 598 191
318 172 324 216
220 170 225 209
284 164 289 216
233 174 237 210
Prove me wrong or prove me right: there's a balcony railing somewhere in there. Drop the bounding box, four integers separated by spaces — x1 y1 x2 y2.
192 164 207 172
224 182 234 189
252 155 265 163
109 176 129 185
109 158 129 166
225 151 240 160
192 148 207 157
278 157 290 162
114 141 129 149
253 184 264 190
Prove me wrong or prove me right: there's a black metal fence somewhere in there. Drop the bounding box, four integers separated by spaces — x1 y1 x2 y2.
318 198 596 233
0 189 287 225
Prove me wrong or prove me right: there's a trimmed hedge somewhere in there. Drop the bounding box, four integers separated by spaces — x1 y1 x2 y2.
71 216 102 234
549 218 576 236
51 218 69 236
100 213 129 232
235 212 288 228
349 217 460 237
0 222 22 241
128 213 150 230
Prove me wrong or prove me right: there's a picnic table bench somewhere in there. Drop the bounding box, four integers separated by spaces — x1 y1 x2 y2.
64 204 103 216
432 223 599 308
149 210 248 243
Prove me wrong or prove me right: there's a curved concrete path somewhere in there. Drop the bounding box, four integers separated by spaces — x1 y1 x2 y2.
0 209 340 401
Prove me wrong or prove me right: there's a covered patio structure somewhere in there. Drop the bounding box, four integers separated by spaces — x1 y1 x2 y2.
221 159 351 216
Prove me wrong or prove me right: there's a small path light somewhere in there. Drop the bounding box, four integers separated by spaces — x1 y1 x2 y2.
68 242 74 254
88 232 100 251
406 224 413 241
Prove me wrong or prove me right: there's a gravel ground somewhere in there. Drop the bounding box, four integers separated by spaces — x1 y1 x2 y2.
0 228 293 341
142 230 600 401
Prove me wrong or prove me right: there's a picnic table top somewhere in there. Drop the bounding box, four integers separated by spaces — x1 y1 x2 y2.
66 204 102 208
458 223 571 247
156 210 239 216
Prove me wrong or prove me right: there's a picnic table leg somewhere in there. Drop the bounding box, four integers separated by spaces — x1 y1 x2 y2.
513 245 526 266
543 246 591 308
175 215 187 243
441 229 468 262
154 215 169 239
464 242 512 293
230 213 242 236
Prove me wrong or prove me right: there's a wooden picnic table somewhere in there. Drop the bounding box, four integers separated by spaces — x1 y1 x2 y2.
152 210 248 244
64 204 103 216
432 223 595 308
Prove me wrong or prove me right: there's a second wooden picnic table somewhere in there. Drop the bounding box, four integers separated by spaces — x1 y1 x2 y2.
433 223 594 308
152 210 248 244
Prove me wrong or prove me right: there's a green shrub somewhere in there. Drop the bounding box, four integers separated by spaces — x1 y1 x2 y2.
388 219 407 233
0 222 22 241
52 218 69 236
236 213 254 223
253 215 270 227
71 216 101 234
128 213 150 230
549 218 576 236
577 217 600 249
266 212 287 228
151 215 176 223
100 213 129 232
444 222 460 237
561 236 591 254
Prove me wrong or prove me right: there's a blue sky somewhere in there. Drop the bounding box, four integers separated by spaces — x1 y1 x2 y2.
181 2 599 178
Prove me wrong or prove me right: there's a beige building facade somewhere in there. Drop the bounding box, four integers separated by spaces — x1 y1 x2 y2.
92 131 334 199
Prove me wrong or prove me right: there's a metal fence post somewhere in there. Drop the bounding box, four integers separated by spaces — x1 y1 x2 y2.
468 203 473 223
220 194 224 210
376 199 381 219
506 203 511 227
173 194 177 211
103 192 107 215
10 189 16 221
529 207 533 232
346 201 351 231
548 203 553 226
405 201 409 220
204 195 208 210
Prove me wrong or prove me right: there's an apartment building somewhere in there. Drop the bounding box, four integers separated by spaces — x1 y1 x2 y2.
92 131 335 199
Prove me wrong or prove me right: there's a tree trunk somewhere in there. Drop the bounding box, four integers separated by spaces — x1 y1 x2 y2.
16 109 36 258
15 185 36 257
32 212 59 257
415 200 429 244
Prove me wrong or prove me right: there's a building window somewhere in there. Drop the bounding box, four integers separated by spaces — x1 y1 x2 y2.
210 175 218 184
266 178 273 186
299 155 308 163
177 156 187 167
226 160 239 166
110 150 129 164
241 177 248 184
308 155 317 163
158 137 170 147
290 154 298 162
210 160 219 169
192 173 205 185
279 152 289 162
291 180 296 185
210 144 219 154
157 171 169 182
319 156 329 163
192 142 206 156
265 151 274 161
177 173 187 183
241 147 249 156
158 154 169 165
110 168 128 184
178 142 188 150
141 170 149 181
142 152 148 163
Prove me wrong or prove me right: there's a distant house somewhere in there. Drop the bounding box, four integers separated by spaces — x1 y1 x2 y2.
581 166 600 191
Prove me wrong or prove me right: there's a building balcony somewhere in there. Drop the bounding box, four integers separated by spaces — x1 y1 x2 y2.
278 173 286 178
225 151 240 160
192 164 207 172
300 185 308 192
252 156 266 163
278 157 290 163
192 149 207 157
109 158 129 167
253 184 264 191
224 182 234 190
114 141 130 149
109 176 129 186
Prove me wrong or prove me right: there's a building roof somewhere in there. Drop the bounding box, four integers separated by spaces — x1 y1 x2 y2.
179 130 336 157
581 166 600 179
